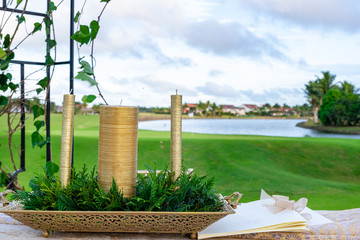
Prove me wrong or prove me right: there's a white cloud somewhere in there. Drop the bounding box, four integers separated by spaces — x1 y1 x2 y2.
183 20 288 60
195 81 305 105
4 0 360 108
236 0 360 32
90 1 289 62
208 69 224 77
197 81 239 98
136 76 198 96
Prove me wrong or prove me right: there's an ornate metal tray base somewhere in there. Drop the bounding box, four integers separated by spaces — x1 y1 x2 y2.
1 199 234 238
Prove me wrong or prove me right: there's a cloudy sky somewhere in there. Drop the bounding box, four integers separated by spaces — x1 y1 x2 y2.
9 0 360 107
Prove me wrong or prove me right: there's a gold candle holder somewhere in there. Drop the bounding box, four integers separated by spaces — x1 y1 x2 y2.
98 106 138 197
171 94 182 182
59 94 75 187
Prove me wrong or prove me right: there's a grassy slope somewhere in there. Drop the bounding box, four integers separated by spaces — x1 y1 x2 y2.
0 114 359 210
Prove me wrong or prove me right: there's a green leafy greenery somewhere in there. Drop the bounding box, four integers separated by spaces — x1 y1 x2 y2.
36 77 49 90
0 0 108 191
71 0 112 104
16 15 25 24
32 22 42 34
48 1 57 12
74 11 81 23
13 162 223 212
304 71 360 126
0 162 9 187
133 165 222 212
30 131 46 148
82 95 96 104
319 89 360 126
0 0 59 158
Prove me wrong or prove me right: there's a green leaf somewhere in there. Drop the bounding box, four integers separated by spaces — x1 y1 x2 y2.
3 34 10 49
0 61 9 71
45 54 54 66
79 60 93 75
44 18 53 35
0 74 8 91
82 95 96 104
36 88 43 95
0 51 14 70
37 77 49 89
8 51 14 60
90 20 100 40
34 120 45 131
49 2 57 11
74 11 80 23
31 105 45 120
45 161 59 177
0 95 8 105
17 0 23 4
100 0 110 2
31 131 46 148
8 82 18 91
33 22 42 34
0 171 8 187
45 39 56 49
75 72 97 86
71 25 91 46
6 73 12 80
16 15 25 24
0 85 7 92
0 47 7 60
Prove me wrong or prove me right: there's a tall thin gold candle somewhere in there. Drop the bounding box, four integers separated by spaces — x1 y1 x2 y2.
171 93 182 182
59 94 75 187
98 106 138 197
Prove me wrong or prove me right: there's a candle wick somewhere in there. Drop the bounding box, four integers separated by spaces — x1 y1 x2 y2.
176 89 178 95
120 99 123 106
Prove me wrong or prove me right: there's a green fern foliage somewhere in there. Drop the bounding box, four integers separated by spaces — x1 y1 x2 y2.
13 163 223 212
14 162 62 210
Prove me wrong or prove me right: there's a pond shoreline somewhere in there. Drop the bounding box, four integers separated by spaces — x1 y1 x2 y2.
139 113 308 122
296 120 360 135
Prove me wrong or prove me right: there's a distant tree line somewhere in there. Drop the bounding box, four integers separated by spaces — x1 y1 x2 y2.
304 71 360 126
138 101 313 117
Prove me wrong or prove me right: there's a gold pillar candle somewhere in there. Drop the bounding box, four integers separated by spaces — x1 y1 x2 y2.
171 94 182 182
59 94 75 187
98 106 138 197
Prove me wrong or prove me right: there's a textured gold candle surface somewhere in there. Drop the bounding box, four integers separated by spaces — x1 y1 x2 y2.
171 95 182 182
59 94 75 187
98 106 138 197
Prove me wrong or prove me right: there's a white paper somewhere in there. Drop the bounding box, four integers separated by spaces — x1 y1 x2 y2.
302 207 333 226
198 199 308 239
198 190 333 239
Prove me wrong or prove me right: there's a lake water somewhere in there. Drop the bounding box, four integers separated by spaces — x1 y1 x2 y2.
138 119 360 139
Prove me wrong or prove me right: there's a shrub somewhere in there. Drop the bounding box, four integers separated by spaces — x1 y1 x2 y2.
13 162 223 212
318 89 360 126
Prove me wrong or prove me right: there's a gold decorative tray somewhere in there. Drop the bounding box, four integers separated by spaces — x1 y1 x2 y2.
1 195 236 238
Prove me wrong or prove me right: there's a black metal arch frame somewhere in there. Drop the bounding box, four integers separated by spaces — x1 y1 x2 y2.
0 0 75 188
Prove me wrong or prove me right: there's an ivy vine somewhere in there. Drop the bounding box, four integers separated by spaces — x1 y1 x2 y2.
72 0 111 105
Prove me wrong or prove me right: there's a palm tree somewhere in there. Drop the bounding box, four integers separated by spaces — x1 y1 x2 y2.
205 100 211 116
316 71 336 105
196 101 207 116
209 102 222 116
340 81 359 95
304 80 321 123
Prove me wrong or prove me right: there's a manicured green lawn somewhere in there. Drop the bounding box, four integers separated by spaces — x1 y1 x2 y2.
1 114 359 210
